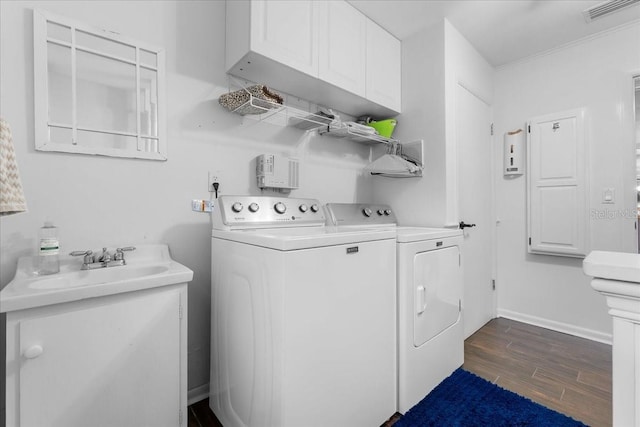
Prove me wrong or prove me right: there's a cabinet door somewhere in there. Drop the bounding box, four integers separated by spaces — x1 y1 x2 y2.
19 289 183 427
528 109 588 257
366 20 401 113
250 0 319 77
318 1 366 97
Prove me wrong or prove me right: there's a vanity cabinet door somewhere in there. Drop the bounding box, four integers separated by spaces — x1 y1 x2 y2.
250 0 319 77
318 1 366 97
14 287 185 427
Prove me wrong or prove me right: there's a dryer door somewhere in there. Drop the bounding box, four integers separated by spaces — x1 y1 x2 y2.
413 246 462 347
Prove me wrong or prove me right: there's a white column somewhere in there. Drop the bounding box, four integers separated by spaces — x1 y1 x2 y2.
584 252 640 427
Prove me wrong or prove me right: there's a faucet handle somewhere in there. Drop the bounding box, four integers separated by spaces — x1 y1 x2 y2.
70 250 93 257
114 246 136 262
70 250 94 265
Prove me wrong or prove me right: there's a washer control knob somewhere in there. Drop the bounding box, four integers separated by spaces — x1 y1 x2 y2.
248 203 259 213
362 208 372 217
299 204 308 213
377 209 384 216
274 202 287 214
310 204 320 213
384 209 392 216
231 202 243 213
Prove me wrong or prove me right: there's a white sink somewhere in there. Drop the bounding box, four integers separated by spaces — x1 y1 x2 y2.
0 244 193 312
28 265 170 290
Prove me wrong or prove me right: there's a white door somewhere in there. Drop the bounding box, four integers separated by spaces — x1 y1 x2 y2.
456 83 495 338
528 110 588 257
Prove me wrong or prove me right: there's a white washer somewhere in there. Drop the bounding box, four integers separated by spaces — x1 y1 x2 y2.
209 196 397 427
325 203 464 413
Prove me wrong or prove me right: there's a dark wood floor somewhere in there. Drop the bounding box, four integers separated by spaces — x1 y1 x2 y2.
463 317 612 427
189 317 612 427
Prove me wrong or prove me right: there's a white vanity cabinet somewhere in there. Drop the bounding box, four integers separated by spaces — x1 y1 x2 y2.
225 0 401 117
5 284 188 427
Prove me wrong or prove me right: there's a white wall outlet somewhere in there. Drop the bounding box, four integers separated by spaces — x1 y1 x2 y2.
208 171 220 194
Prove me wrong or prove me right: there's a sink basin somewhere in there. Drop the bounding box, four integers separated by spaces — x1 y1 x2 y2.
1 244 193 312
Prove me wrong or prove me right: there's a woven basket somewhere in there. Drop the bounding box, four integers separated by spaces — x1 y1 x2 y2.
219 85 284 115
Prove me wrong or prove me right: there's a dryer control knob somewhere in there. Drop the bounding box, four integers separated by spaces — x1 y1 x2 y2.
384 209 392 216
299 204 308 213
248 203 259 213
231 202 243 213
274 202 287 214
377 209 384 216
310 204 319 213
362 208 372 217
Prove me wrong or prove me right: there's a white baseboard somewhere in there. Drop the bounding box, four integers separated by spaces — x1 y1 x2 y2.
497 309 612 345
188 383 209 406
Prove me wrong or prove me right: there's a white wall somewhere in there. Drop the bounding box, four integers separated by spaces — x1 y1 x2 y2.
0 0 374 409
372 20 493 230
493 22 640 343
371 21 447 226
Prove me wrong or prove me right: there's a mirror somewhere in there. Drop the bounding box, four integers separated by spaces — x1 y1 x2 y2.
33 9 166 160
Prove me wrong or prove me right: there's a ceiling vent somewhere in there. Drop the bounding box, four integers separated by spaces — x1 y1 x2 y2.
583 0 640 22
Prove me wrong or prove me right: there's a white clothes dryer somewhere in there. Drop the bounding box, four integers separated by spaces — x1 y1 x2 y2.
325 203 464 414
395 226 463 413
209 196 397 427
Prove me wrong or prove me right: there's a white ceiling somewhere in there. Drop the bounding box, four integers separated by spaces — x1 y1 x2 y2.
348 0 640 67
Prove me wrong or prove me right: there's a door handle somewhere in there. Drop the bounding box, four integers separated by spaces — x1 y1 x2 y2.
459 221 476 229
416 285 426 314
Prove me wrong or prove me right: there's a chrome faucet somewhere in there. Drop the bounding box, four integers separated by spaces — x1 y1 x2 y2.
98 247 112 263
70 246 136 270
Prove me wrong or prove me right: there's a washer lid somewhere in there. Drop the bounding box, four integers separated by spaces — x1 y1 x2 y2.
395 227 462 243
212 227 396 251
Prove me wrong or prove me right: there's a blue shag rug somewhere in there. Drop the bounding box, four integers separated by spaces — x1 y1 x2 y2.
395 369 588 427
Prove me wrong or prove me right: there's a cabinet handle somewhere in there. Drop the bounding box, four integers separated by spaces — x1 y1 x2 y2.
24 345 43 359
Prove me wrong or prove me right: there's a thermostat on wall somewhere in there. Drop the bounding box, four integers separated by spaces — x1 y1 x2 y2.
256 154 300 190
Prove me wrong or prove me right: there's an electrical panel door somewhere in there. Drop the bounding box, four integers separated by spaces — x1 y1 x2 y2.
527 109 588 257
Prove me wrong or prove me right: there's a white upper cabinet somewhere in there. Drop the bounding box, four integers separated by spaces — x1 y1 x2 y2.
366 19 402 113
250 0 319 77
318 1 366 98
225 0 401 117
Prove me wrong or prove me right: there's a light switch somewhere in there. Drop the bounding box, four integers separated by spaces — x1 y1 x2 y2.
602 188 615 204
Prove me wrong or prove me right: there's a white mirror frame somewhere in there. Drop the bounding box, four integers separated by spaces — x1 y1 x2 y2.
33 9 167 161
